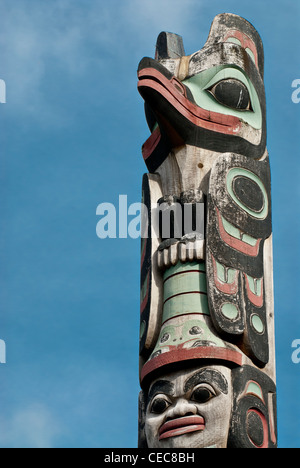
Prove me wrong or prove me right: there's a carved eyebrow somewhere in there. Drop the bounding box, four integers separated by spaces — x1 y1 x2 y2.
148 380 175 402
184 369 229 395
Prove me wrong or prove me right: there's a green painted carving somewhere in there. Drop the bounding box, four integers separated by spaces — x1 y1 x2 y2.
221 303 239 320
163 261 209 321
246 381 264 401
183 65 262 129
215 257 238 283
251 314 264 334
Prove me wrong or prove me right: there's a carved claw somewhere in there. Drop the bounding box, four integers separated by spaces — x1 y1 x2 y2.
157 236 205 270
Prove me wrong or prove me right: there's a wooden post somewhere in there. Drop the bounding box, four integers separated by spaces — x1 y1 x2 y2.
138 13 277 449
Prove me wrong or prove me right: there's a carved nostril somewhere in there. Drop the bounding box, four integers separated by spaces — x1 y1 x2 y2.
171 77 187 97
165 411 195 423
185 412 195 417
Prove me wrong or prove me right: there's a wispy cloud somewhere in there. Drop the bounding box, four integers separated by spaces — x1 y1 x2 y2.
0 358 138 448
124 0 200 37
0 0 201 125
0 403 63 448
1 1 111 125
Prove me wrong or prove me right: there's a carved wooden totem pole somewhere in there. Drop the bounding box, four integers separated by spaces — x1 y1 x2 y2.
137 14 277 448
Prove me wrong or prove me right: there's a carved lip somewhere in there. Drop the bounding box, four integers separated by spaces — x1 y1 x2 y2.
159 415 205 440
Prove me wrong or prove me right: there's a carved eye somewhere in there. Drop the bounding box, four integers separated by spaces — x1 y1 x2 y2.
191 385 216 404
160 333 170 343
208 79 251 111
189 326 202 336
150 397 171 414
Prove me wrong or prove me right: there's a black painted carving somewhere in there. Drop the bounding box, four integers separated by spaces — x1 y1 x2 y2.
228 366 277 448
206 153 271 366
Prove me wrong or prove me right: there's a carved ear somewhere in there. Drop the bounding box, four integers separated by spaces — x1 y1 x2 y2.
155 32 185 60
228 366 277 448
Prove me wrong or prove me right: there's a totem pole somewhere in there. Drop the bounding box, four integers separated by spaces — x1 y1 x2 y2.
137 13 277 448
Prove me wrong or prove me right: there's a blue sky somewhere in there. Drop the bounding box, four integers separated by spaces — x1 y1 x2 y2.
0 0 299 448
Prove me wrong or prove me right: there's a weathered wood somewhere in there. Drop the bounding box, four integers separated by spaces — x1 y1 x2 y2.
137 13 277 448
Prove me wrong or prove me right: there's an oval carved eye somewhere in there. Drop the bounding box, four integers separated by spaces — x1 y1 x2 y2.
150 398 170 414
189 326 202 336
160 333 170 343
208 79 251 111
191 386 216 404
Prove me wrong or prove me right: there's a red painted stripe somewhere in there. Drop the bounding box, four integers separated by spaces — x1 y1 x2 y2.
140 273 150 315
224 30 259 68
142 126 161 162
268 399 277 446
138 68 241 135
244 274 264 308
216 208 261 257
140 238 147 272
141 346 242 382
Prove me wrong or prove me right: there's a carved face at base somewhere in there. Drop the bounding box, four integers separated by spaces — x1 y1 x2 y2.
145 365 232 448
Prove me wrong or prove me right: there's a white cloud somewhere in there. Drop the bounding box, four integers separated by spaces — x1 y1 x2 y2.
0 403 63 448
0 0 202 125
124 0 200 36
0 1 115 124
